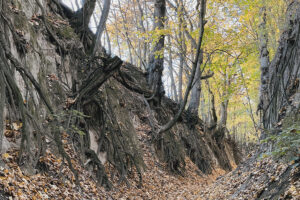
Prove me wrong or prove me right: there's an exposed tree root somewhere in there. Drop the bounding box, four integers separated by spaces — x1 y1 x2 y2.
0 0 238 191
75 56 123 102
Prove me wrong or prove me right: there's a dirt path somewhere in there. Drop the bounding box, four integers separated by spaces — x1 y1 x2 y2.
0 121 226 200
105 123 226 199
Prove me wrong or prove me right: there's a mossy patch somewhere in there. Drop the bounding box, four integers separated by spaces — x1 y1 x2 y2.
28 25 38 47
57 25 77 40
13 12 28 31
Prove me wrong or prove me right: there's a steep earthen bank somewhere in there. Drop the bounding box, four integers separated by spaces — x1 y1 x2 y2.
199 1 300 199
0 0 238 199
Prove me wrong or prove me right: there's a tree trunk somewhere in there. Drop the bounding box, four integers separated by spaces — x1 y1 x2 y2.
105 27 111 55
219 100 229 129
93 0 111 55
77 0 96 30
257 4 270 133
178 55 183 102
188 51 203 115
147 0 166 104
167 36 178 102
206 80 218 128
0 62 5 152
177 0 185 103
136 0 148 70
159 0 207 134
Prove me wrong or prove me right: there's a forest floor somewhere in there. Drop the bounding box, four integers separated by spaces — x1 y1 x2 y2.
200 156 300 200
1 89 299 199
0 116 299 200
1 118 299 200
0 88 299 200
0 119 226 199
1 1 299 199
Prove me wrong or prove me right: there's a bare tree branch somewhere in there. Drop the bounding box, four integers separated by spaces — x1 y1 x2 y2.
159 0 207 134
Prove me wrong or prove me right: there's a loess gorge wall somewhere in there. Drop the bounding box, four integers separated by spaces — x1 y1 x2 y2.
0 0 239 187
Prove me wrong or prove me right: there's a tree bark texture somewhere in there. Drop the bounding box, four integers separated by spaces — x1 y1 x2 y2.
188 50 203 115
167 36 178 102
257 5 270 131
93 0 111 55
0 58 5 152
137 0 148 70
147 0 166 103
264 0 300 130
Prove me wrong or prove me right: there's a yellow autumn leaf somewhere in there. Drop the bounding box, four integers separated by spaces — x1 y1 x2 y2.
2 153 13 162
2 153 10 159
17 189 23 196
289 185 296 192
290 160 295 165
12 122 22 131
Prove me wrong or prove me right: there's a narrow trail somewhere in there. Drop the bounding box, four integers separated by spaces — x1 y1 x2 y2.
105 118 226 199
1 97 299 200
0 115 226 200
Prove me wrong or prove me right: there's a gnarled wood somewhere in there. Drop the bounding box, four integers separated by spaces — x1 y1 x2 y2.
76 56 123 102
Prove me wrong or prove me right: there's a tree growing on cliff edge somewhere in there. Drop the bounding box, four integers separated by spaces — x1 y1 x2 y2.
147 0 167 104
